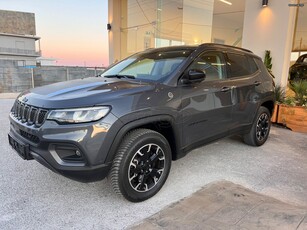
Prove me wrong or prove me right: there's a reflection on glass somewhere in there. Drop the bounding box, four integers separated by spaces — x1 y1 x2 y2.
293 2 307 51
120 0 246 60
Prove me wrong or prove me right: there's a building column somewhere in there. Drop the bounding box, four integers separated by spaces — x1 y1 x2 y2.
242 0 297 87
108 0 122 64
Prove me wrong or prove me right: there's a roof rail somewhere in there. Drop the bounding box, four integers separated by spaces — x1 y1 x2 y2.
200 43 253 53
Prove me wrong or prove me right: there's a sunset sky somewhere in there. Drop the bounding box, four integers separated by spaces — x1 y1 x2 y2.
0 0 109 67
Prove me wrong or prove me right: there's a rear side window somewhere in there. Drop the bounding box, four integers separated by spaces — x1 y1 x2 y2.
227 53 258 78
254 58 269 73
248 57 259 73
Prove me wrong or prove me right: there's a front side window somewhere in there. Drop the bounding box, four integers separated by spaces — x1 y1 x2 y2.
188 51 226 81
101 50 193 82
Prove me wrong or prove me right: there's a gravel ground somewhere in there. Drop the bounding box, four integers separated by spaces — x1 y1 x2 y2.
0 99 307 229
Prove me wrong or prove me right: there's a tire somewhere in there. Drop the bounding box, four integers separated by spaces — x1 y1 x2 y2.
109 128 172 202
243 106 271 146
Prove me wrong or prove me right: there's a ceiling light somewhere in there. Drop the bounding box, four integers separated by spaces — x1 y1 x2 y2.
220 0 232 5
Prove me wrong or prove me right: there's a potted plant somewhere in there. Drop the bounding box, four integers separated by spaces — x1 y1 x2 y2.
271 85 286 123
277 80 307 132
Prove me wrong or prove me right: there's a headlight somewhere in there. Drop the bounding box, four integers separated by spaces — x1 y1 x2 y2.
47 106 110 124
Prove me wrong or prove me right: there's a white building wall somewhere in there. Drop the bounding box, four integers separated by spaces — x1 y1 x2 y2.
242 0 297 87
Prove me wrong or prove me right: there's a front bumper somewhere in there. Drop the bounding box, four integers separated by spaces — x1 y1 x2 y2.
8 112 121 182
30 150 112 182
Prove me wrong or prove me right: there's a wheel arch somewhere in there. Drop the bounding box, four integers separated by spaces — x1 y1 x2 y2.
105 115 182 163
261 100 275 116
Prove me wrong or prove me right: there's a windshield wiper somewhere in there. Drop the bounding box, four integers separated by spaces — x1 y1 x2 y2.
104 74 135 79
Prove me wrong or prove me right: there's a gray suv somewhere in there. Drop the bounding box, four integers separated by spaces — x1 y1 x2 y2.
8 44 275 202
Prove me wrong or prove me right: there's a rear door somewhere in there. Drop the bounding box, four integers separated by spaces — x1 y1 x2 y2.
225 52 261 131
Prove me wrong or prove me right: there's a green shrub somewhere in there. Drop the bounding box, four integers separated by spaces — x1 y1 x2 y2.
274 85 286 104
287 80 307 107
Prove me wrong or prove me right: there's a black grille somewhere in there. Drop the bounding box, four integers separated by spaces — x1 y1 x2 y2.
11 100 48 127
19 129 40 143
37 110 48 125
22 105 30 122
29 107 38 124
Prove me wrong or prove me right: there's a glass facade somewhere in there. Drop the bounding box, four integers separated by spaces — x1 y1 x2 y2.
292 1 307 52
291 2 307 63
119 0 245 59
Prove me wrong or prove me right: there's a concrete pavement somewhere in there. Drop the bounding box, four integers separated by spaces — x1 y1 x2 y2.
132 181 307 229
0 98 307 229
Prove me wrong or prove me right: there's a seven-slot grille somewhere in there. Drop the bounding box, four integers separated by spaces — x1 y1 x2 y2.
11 100 48 127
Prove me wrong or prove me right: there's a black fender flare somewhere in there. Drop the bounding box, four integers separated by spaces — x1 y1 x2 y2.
105 114 182 163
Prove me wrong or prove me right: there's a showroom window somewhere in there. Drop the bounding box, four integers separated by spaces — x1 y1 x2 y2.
119 0 245 59
291 1 307 63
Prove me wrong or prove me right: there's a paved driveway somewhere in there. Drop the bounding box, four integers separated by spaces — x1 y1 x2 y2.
0 99 307 229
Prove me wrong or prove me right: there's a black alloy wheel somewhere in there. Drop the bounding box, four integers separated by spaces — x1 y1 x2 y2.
109 129 171 202
243 106 271 146
256 113 269 142
128 143 165 192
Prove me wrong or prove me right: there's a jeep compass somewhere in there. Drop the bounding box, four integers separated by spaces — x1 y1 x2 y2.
8 44 275 202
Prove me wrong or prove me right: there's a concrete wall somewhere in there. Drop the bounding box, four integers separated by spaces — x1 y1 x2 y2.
0 60 31 93
0 10 39 62
0 60 104 93
242 0 297 87
0 10 36 36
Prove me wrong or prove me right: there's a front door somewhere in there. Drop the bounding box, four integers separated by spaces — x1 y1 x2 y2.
180 51 233 148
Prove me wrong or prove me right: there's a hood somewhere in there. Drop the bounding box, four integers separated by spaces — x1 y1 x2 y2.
17 77 155 108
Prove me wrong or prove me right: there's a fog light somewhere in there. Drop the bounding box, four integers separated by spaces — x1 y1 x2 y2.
53 144 85 163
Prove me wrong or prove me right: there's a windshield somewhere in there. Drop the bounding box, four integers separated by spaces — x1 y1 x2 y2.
101 49 193 82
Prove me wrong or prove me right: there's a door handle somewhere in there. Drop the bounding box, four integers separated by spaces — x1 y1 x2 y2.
220 86 231 92
254 81 262 86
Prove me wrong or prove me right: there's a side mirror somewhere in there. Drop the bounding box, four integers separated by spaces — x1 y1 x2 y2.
181 69 206 84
